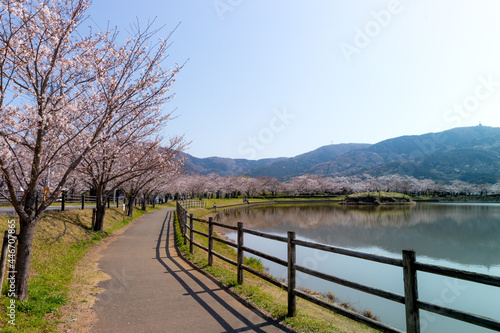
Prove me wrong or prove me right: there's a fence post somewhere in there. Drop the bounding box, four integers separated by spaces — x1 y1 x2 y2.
177 202 182 238
287 231 296 317
81 194 85 210
0 230 12 290
237 222 244 285
208 217 214 266
181 207 187 245
61 192 65 211
189 214 194 254
403 249 420 333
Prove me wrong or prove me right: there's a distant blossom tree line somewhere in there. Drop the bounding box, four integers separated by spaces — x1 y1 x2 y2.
167 173 500 199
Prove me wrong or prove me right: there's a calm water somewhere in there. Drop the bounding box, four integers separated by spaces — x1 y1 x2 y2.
219 203 500 333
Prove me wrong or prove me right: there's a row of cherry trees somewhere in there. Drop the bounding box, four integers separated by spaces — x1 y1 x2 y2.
168 173 500 199
0 0 185 299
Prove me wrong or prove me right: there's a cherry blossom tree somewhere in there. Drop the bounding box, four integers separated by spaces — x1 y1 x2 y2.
487 182 500 195
184 174 209 199
138 144 185 211
0 0 182 299
121 145 183 217
80 136 184 231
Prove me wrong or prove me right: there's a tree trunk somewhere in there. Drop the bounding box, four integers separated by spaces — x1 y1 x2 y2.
93 186 107 232
15 216 38 300
127 196 135 217
141 195 146 211
93 198 106 232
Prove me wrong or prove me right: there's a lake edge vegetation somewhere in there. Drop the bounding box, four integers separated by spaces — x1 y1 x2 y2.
340 191 415 205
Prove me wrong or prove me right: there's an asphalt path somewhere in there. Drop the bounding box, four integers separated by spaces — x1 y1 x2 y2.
91 208 291 333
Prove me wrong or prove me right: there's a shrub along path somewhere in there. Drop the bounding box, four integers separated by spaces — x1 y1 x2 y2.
91 208 290 333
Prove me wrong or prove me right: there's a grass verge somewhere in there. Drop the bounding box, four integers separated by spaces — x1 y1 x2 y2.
0 203 171 332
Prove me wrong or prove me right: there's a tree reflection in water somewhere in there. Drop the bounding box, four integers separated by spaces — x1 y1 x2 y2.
219 203 500 268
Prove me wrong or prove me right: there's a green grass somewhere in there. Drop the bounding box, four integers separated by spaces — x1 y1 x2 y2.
202 197 269 208
191 196 341 210
0 203 170 332
244 256 263 270
345 191 411 199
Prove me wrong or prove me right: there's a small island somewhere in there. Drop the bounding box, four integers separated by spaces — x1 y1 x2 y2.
340 191 415 205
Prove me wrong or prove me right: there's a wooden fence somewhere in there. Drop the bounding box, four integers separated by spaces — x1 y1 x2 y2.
0 191 24 204
65 194 98 210
0 191 99 209
0 192 126 211
0 229 17 292
176 202 500 333
178 199 206 209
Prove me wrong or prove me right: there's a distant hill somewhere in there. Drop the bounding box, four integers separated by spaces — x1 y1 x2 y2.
183 155 286 176
184 126 500 183
245 143 371 179
310 126 500 183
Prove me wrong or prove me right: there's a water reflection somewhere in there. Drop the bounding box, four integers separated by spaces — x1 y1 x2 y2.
219 203 500 332
219 203 500 268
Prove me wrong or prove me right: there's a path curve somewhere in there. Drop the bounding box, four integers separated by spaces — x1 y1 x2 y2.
91 208 291 333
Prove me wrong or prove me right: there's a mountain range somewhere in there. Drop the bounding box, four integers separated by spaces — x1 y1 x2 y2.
184 126 500 183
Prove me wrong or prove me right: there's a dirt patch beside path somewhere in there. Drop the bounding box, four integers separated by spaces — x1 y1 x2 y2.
56 222 136 332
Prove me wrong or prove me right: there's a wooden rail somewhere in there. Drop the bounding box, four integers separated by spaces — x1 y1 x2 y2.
0 192 99 210
0 229 17 291
176 202 500 333
178 199 206 209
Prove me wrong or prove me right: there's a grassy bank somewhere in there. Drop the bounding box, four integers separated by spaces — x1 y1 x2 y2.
341 191 414 205
175 199 378 333
0 203 171 332
200 197 341 214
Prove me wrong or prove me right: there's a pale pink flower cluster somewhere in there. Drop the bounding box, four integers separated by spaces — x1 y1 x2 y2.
0 0 186 299
0 0 184 212
169 174 500 199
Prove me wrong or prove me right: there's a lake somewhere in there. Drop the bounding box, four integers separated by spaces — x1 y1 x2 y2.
218 202 500 332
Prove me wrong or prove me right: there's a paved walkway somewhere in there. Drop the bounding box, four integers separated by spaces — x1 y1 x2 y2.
91 208 291 333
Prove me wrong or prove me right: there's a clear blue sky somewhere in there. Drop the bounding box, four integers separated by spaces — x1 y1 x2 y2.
86 0 500 160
